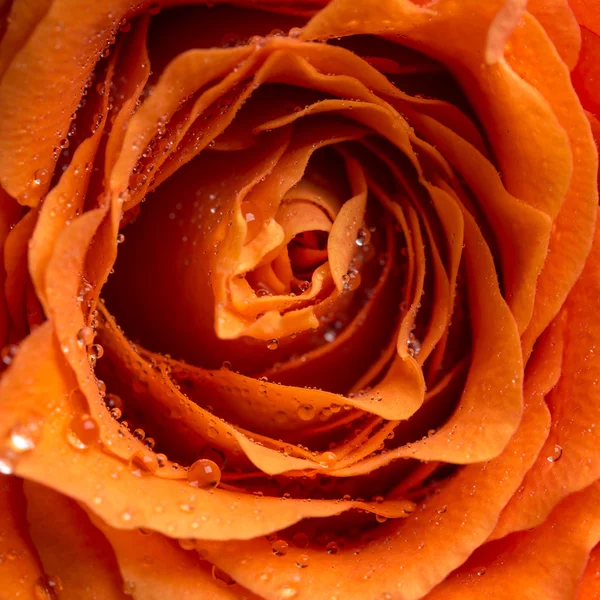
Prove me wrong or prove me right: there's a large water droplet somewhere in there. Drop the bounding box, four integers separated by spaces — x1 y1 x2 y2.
8 420 42 453
76 327 95 347
296 553 310 568
129 453 158 477
187 459 221 489
547 444 563 463
267 339 279 351
297 404 315 421
66 413 99 450
272 539 289 556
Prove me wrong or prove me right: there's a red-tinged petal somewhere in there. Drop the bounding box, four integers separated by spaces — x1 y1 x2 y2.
572 26 600 116
0 476 44 597
425 482 600 600
568 0 600 37
0 188 22 345
24 481 127 599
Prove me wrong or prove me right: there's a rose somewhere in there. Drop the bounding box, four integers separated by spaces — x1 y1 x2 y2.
0 0 599 598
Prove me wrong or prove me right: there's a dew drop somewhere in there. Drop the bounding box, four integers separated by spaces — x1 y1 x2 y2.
477 567 487 576
156 453 168 468
66 413 99 450
318 451 337 468
207 426 219 439
76 327 95 347
187 459 221 489
408 337 421 357
122 580 136 595
547 444 563 463
129 452 158 477
0 450 16 475
34 574 63 599
1 344 18 366
88 343 104 360
109 407 122 420
355 227 371 247
267 339 279 351
326 541 339 555
116 233 125 244
143 437 156 450
132 428 145 441
278 585 298 599
178 538 196 551
8 420 42 453
376 514 388 523
105 393 123 411
33 168 50 187
297 404 316 421
212 565 235 586
296 553 310 568
272 539 289 556
292 531 309 548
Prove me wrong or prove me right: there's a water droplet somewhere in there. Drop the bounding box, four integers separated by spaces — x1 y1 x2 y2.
156 453 168 468
296 553 310 568
122 580 136 595
297 404 316 421
292 532 309 548
129 453 158 477
376 514 388 523
1 344 18 366
547 444 563 463
272 539 289 556
267 339 279 351
178 538 196 551
318 451 337 467
109 407 122 420
207 426 219 439
408 336 421 357
34 574 63 599
105 393 123 411
278 585 298 599
132 428 145 441
0 449 16 475
143 437 156 450
355 227 371 247
477 567 487 576
33 168 50 187
221 360 232 370
326 541 339 555
187 459 221 489
212 565 235 586
66 413 99 450
116 233 125 244
121 510 133 522
8 420 42 453
88 344 104 360
76 327 95 347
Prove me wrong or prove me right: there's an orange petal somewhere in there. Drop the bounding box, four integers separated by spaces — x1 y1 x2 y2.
196 349 550 599
0 476 44 595
24 480 127 599
425 482 600 600
490 212 600 539
89 513 262 600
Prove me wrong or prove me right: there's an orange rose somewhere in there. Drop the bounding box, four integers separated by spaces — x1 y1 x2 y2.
0 0 599 598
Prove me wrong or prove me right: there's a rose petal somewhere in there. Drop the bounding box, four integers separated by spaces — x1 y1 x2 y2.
489 212 600 539
425 482 600 600
0 476 44 594
24 480 127 598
